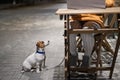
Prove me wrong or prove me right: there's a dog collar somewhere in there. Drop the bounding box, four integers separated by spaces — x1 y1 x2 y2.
36 51 45 54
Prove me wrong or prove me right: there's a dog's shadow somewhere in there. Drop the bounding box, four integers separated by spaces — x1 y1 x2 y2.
21 72 43 80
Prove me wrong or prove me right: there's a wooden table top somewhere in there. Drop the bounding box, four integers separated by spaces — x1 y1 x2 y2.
56 7 120 15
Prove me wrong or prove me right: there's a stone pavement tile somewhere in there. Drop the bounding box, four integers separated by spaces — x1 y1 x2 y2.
10 71 23 80
52 65 119 80
53 65 64 80
19 69 54 80
0 71 15 80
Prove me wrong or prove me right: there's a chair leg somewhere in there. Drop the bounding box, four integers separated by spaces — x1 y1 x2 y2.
102 39 114 55
93 34 103 67
77 36 84 52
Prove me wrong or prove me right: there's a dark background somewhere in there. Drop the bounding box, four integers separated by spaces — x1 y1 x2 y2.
0 0 66 4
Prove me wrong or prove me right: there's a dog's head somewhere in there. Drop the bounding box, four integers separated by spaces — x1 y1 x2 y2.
36 41 45 48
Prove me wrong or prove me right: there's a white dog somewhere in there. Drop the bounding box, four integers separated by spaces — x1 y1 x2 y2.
21 41 49 73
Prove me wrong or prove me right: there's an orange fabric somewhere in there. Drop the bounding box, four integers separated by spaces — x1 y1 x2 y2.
106 0 115 7
70 0 115 27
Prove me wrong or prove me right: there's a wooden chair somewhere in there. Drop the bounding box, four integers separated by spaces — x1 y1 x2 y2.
76 14 116 68
56 7 120 80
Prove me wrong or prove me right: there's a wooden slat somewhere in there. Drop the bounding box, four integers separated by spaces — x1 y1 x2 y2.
110 14 117 28
70 67 111 72
68 28 119 34
56 7 120 15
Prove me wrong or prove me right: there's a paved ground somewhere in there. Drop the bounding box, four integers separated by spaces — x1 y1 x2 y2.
0 3 120 80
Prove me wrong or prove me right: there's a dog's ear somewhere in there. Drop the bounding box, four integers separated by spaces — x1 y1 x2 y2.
36 42 38 47
41 41 44 44
36 41 40 47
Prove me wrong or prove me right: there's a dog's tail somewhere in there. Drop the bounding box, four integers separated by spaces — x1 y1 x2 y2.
20 65 25 73
19 64 25 73
21 67 25 73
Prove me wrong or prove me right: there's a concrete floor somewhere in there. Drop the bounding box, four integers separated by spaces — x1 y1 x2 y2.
0 3 120 80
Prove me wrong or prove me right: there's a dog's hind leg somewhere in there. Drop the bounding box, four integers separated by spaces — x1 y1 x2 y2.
21 66 31 73
21 66 29 73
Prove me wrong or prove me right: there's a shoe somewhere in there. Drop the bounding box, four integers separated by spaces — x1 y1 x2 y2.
81 55 90 68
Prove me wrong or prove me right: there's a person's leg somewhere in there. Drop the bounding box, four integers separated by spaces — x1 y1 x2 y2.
69 20 81 67
81 30 94 67
69 34 78 67
80 21 101 67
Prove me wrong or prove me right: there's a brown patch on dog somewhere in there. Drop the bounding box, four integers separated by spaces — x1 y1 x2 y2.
36 41 45 48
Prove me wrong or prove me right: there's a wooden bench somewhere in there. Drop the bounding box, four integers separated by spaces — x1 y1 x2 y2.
56 7 120 80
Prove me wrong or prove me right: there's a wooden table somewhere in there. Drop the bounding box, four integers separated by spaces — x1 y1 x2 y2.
56 7 120 80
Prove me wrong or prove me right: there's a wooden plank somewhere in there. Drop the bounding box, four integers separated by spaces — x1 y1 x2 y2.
68 28 119 34
70 67 111 72
110 14 117 28
56 7 120 15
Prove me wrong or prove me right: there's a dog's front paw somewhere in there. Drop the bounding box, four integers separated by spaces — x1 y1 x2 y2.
36 69 41 73
21 70 25 73
36 70 40 73
43 65 47 69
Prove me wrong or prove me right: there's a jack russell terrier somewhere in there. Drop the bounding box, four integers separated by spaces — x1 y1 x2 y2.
21 41 49 73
